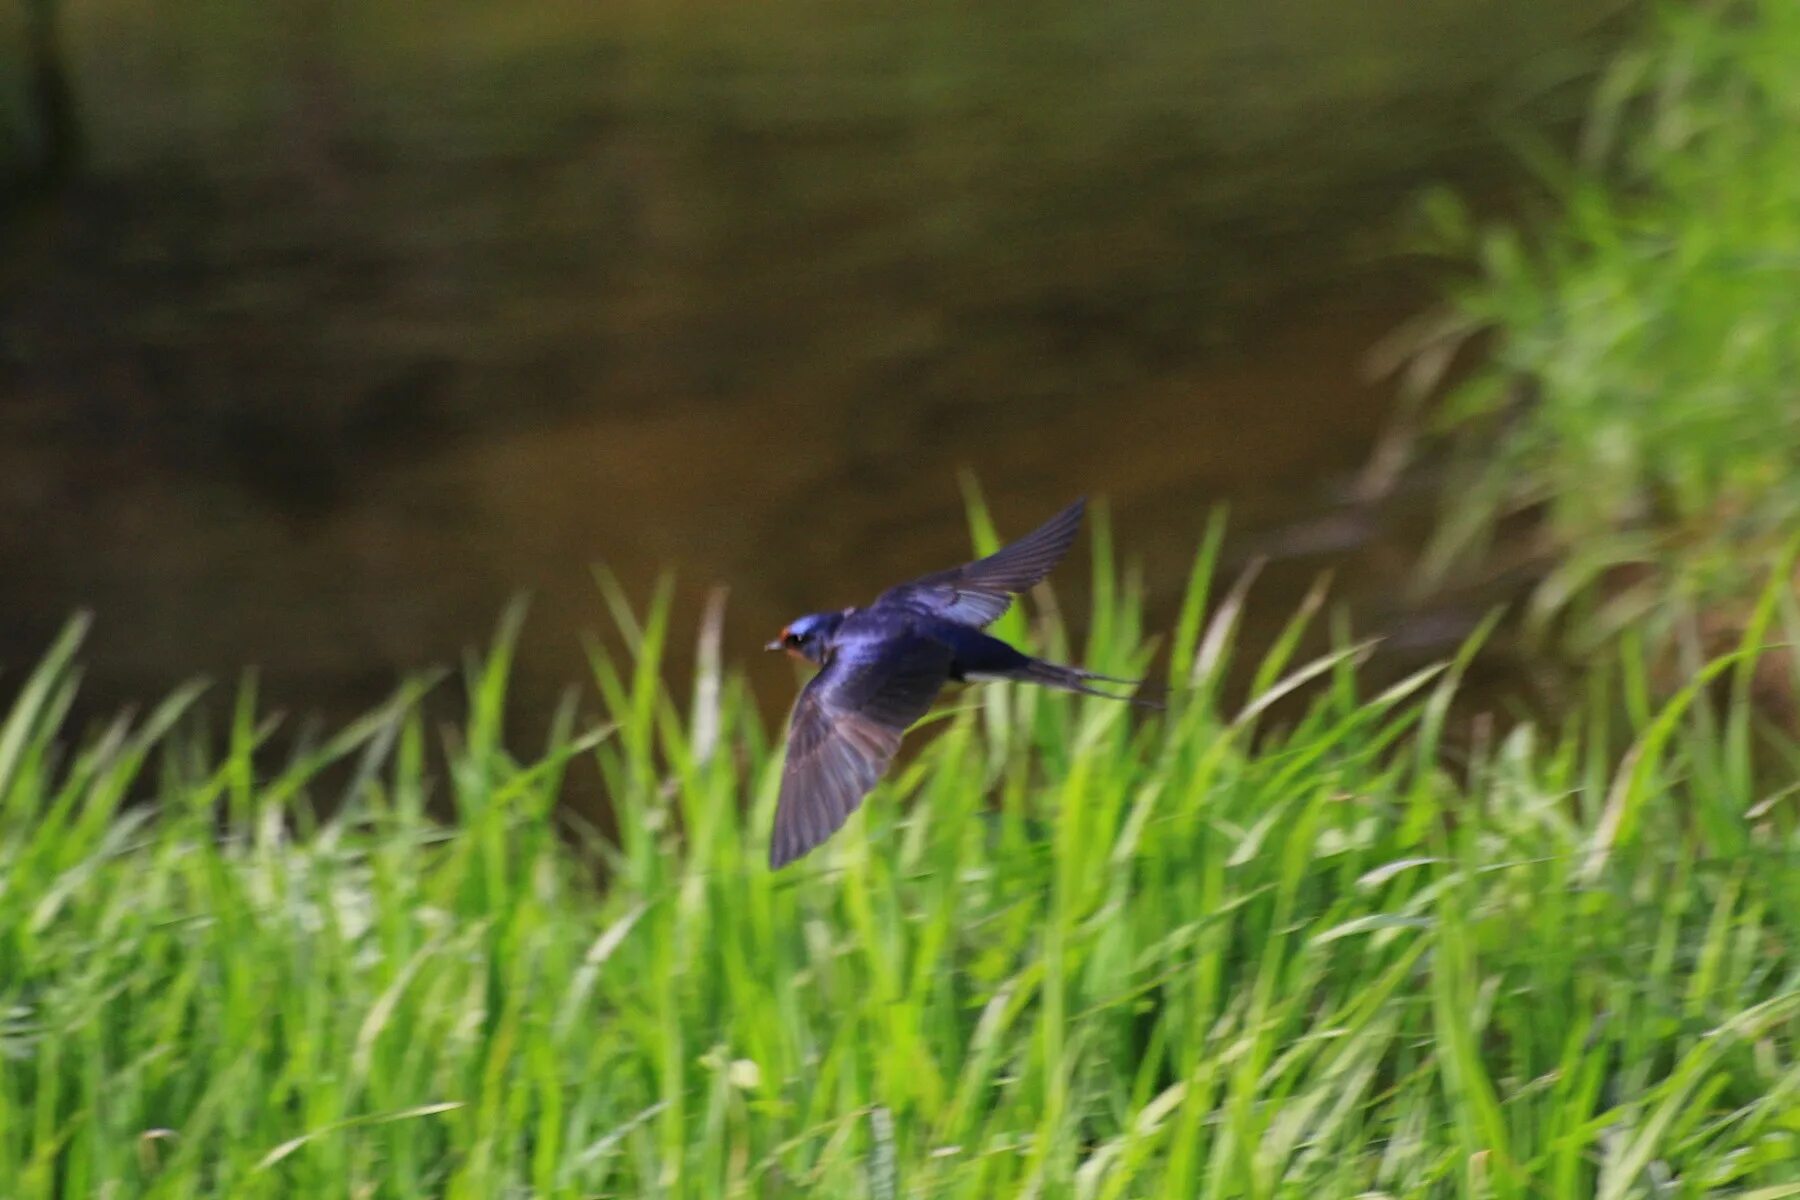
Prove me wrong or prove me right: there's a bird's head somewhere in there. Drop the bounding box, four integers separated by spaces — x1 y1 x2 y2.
765 610 844 664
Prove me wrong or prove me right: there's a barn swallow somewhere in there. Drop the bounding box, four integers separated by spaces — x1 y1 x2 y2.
764 497 1152 869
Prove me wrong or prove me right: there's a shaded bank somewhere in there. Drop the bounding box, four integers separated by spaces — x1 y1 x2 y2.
1 0 1631 738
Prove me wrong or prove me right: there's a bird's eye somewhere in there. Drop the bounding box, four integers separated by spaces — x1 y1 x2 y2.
785 631 805 647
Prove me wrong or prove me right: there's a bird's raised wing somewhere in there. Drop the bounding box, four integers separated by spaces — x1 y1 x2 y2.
874 497 1086 629
769 634 953 869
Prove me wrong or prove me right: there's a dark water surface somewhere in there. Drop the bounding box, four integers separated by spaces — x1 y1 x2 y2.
1 0 1628 741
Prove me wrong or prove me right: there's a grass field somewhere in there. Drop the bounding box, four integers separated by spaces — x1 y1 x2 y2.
6 504 1800 1198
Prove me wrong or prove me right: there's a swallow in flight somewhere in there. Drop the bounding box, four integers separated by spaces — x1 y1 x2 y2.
764 497 1151 868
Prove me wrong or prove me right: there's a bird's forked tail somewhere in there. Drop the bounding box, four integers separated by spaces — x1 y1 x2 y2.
1005 658 1163 709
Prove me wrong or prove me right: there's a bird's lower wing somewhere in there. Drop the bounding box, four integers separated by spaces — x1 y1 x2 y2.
769 637 951 868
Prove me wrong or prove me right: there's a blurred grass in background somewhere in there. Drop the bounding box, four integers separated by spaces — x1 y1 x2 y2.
5 512 1800 1197
1416 0 1800 654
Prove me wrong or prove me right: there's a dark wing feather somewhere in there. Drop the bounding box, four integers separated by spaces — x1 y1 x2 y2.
874 497 1086 628
769 635 952 868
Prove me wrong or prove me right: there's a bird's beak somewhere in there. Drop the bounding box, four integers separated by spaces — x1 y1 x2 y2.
764 639 783 652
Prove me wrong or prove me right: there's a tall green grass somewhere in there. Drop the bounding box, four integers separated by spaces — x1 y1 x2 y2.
5 520 1800 1197
1413 0 1800 649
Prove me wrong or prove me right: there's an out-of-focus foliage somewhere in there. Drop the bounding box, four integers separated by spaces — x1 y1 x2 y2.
1420 0 1800 648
